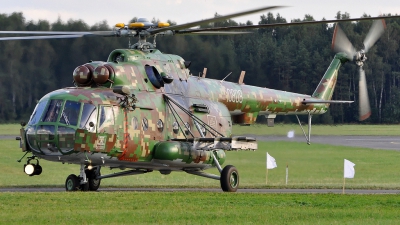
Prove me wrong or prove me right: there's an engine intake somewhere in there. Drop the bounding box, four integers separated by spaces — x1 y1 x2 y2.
73 65 93 86
93 65 113 84
73 62 115 87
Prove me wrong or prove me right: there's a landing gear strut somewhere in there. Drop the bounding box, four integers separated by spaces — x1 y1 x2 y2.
210 150 239 192
296 112 312 145
187 151 240 192
65 165 101 192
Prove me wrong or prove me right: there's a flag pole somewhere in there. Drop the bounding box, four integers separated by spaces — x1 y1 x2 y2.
266 152 268 185
285 163 288 186
342 177 345 194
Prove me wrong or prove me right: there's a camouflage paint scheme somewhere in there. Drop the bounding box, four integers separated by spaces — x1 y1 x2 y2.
20 49 348 172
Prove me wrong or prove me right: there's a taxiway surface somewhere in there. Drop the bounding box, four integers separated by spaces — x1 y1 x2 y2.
248 135 400 150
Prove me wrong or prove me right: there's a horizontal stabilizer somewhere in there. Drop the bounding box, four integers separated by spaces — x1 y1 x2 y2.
302 99 354 105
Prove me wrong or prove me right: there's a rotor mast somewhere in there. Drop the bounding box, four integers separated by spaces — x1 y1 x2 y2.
131 30 154 50
124 18 160 50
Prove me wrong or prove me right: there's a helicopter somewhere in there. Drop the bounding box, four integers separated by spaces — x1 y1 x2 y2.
6 5 399 192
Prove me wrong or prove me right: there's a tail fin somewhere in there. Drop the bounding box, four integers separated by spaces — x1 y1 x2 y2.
312 53 348 100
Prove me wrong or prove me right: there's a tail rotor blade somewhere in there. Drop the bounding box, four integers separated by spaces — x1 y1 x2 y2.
359 67 371 121
363 19 386 52
331 24 356 60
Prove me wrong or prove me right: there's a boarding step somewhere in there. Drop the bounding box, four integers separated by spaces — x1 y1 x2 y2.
171 136 257 151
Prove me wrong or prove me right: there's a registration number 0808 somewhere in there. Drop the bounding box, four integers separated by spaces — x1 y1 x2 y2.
226 89 243 103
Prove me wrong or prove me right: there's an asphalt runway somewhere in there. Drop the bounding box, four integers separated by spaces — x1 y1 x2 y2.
247 135 400 151
0 135 15 140
2 134 400 193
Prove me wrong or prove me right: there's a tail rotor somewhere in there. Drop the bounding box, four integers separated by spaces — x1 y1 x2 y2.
358 66 371 120
331 25 357 60
331 19 386 121
363 20 386 53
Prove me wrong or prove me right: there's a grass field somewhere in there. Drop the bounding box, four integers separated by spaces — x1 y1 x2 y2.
1 192 400 224
2 139 400 189
2 125 400 224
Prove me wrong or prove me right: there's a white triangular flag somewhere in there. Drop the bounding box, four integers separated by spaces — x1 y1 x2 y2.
266 152 277 169
344 159 355 178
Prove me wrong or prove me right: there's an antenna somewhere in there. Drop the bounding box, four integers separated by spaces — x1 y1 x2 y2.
238 71 246 84
220 72 232 83
153 34 157 48
202 68 207 78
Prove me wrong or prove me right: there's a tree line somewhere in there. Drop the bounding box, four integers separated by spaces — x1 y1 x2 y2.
0 11 399 124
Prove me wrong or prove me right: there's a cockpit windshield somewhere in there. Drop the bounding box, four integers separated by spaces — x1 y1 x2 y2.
28 99 49 125
60 100 81 126
42 99 63 122
28 97 98 130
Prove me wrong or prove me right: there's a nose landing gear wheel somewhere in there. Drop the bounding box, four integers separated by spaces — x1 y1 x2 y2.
80 179 89 191
65 174 80 191
86 169 101 191
220 165 239 192
89 177 101 191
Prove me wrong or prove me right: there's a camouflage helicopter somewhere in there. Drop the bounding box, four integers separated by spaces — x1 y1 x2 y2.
5 6 398 192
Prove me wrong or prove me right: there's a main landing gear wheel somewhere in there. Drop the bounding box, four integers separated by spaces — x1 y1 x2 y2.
65 174 80 191
86 169 101 191
80 178 89 191
220 165 239 192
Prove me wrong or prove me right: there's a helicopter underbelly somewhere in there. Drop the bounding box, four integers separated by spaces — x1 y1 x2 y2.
35 151 216 171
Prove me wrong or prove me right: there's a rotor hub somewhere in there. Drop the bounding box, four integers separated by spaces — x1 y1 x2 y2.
355 51 367 67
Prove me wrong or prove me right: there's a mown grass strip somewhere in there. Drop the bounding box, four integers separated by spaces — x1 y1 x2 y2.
1 192 400 224
0 124 21 135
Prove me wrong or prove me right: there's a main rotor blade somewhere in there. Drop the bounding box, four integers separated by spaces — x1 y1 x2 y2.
0 31 116 35
0 31 91 35
0 34 86 41
331 24 356 60
363 20 386 52
175 15 400 34
0 31 117 41
150 5 284 35
359 67 371 121
176 31 252 35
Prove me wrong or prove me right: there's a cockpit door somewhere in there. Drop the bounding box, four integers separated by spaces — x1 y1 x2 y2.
97 105 116 134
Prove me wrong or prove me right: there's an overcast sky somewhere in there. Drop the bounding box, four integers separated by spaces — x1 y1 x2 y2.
1 0 400 27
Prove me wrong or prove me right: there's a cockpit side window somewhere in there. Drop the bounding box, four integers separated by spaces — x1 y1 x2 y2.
80 103 97 130
42 99 63 122
98 105 114 132
28 99 49 125
113 53 125 62
60 100 81 126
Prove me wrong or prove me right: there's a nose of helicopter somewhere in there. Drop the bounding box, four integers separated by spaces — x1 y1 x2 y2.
25 97 97 155
26 125 76 155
